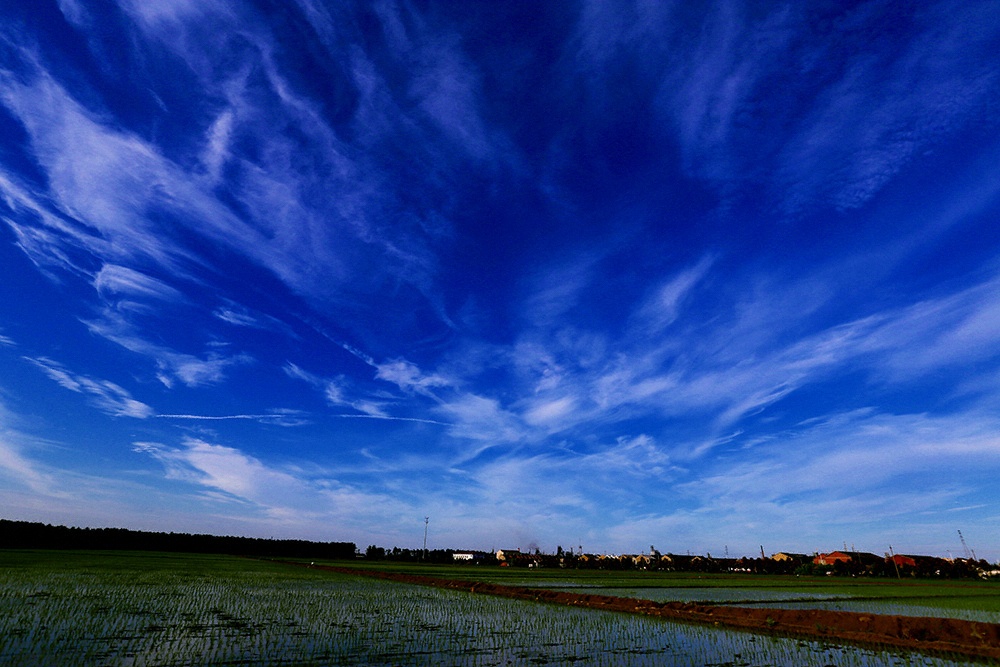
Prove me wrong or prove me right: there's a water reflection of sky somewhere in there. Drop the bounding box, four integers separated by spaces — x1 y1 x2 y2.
527 583 1000 624
750 600 1000 624
545 585 850 604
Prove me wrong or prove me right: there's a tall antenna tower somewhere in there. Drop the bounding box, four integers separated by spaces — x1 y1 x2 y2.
423 516 429 560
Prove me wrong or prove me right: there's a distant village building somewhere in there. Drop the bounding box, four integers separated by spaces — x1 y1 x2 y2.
771 552 808 563
888 554 917 569
632 554 651 568
496 548 527 566
813 551 852 566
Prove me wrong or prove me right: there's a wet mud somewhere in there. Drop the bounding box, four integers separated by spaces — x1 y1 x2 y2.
305 564 1000 662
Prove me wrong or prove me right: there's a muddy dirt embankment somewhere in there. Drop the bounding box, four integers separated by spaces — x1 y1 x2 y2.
299 564 1000 662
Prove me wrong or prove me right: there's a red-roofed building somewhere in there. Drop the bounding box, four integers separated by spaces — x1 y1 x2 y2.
888 554 917 569
814 551 852 566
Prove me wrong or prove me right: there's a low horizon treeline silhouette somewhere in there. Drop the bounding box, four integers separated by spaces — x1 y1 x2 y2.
0 519 356 559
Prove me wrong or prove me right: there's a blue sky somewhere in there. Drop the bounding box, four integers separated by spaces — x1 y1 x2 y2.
2 0 999 560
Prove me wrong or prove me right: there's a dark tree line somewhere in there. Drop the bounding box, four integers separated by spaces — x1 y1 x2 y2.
0 520 356 560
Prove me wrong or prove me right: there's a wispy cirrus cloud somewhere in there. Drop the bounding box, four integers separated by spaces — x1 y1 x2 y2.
113 0 472 300
776 2 1000 215
135 437 309 505
518 253 604 330
0 67 210 274
0 170 107 280
281 244 1000 459
0 440 57 497
659 3 794 185
24 356 154 418
83 310 248 388
571 1 1000 216
662 407 1000 553
212 300 297 338
283 362 386 418
0 13 454 339
434 393 526 447
289 351 534 446
628 255 715 337
441 432 680 550
0 407 59 495
115 0 218 31
283 360 452 427
374 358 450 396
497 253 1000 449
94 264 186 306
133 436 419 534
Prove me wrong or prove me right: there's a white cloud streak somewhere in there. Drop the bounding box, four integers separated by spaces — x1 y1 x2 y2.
0 432 59 496
157 412 308 427
94 264 186 305
133 436 419 536
284 362 389 418
374 359 449 395
0 9 461 355
83 310 247 388
505 253 1000 443
24 356 154 418
630 256 715 336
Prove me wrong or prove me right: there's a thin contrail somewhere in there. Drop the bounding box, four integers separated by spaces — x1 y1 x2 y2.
157 412 448 426
157 414 293 421
333 414 451 426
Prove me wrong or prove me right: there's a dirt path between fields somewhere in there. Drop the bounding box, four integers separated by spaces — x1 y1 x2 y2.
296 564 1000 662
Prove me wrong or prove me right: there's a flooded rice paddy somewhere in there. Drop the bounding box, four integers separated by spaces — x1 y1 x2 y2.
0 552 992 666
524 582 1000 625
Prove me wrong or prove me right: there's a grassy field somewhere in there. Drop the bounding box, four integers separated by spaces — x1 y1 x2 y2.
1 551 994 666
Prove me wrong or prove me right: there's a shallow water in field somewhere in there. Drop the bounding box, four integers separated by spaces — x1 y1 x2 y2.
531 582 1000 624
0 554 990 666
747 599 1000 624
538 583 849 604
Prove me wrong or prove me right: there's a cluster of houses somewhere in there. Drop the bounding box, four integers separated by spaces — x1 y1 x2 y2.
443 547 998 578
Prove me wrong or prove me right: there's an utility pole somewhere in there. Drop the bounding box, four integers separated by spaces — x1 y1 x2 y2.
888 545 900 579
422 516 429 561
